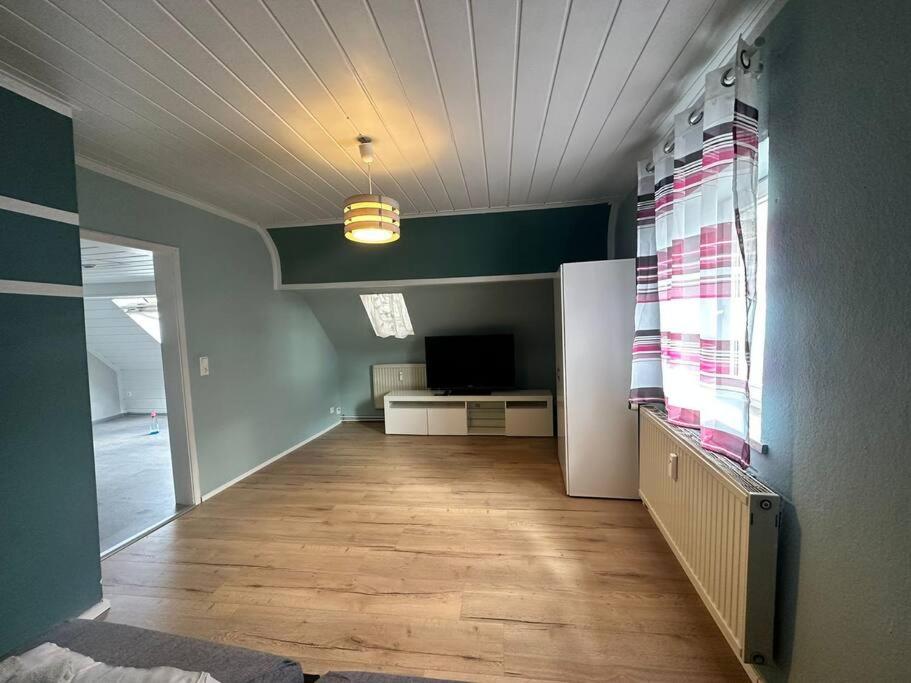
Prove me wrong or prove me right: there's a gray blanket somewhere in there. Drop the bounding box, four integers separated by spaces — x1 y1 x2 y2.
22 621 305 683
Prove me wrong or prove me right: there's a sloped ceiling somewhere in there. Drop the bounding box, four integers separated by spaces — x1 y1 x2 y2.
80 238 162 371
83 298 163 371
0 0 769 228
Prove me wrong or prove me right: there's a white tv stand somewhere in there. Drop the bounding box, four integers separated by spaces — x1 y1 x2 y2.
383 390 553 437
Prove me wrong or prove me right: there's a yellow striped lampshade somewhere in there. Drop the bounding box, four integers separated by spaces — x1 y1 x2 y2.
343 194 401 244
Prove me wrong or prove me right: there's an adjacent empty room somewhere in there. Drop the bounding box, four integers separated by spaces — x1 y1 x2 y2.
80 238 189 554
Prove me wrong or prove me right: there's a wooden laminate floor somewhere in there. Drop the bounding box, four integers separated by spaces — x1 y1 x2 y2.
101 422 746 682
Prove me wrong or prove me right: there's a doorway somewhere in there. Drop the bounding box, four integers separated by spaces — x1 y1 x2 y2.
80 230 199 556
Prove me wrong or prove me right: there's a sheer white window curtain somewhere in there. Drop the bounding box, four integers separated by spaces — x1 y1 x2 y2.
360 293 414 339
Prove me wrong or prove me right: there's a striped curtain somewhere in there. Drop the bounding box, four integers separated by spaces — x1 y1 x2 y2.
628 160 663 403
629 41 759 466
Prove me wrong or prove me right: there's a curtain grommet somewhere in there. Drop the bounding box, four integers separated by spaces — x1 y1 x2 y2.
740 49 751 70
663 140 674 154
645 161 655 173
721 67 736 87
688 109 703 126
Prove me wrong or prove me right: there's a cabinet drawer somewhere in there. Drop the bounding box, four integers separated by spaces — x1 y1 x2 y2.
505 406 553 437
385 406 427 435
427 405 467 435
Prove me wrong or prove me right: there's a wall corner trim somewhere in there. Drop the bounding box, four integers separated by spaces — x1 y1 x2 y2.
201 420 341 502
0 68 73 118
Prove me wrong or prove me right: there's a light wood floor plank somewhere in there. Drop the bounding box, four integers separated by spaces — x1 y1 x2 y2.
101 422 745 681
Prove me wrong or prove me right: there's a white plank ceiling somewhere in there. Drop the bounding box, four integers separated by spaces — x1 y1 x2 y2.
0 0 766 228
80 238 155 284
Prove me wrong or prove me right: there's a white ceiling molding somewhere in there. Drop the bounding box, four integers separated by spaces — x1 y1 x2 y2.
0 65 72 116
76 156 259 229
285 272 555 292
269 196 617 230
0 0 768 226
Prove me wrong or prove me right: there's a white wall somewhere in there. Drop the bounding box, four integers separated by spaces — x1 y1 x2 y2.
119 369 167 414
86 352 121 421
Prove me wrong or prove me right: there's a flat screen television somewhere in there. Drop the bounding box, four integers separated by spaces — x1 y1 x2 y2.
424 334 515 393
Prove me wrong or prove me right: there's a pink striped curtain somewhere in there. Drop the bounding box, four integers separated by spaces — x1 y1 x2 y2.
629 160 663 403
629 42 760 466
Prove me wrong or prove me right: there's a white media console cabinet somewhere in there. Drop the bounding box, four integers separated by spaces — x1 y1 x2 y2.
383 390 553 437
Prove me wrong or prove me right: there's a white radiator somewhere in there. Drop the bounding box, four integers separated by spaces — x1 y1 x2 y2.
639 406 779 668
372 363 427 409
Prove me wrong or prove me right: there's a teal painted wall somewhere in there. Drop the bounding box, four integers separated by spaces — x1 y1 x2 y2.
612 189 637 261
0 88 77 212
752 0 910 679
270 203 609 284
304 280 555 419
0 88 102 656
76 169 341 495
0 210 82 285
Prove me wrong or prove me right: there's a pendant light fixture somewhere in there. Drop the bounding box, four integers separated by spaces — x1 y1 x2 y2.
343 136 400 244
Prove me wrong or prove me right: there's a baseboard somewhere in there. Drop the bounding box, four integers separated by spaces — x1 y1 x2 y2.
341 415 384 422
743 662 764 682
201 420 341 501
91 413 125 424
91 412 169 424
78 599 110 620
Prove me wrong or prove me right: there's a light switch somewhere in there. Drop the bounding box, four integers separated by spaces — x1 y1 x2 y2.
199 356 209 376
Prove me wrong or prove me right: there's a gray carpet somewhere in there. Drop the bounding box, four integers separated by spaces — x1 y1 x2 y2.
93 414 187 553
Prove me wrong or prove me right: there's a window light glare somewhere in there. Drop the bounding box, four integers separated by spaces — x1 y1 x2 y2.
112 296 161 343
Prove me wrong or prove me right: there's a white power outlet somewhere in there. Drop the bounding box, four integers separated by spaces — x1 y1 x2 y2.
329 406 335 414
199 356 210 377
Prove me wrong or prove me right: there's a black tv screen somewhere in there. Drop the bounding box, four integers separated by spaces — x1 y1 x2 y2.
425 334 515 391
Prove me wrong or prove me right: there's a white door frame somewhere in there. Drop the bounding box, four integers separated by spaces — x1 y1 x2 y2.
80 229 201 506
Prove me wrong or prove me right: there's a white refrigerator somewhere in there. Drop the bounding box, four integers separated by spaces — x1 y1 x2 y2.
554 259 639 498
